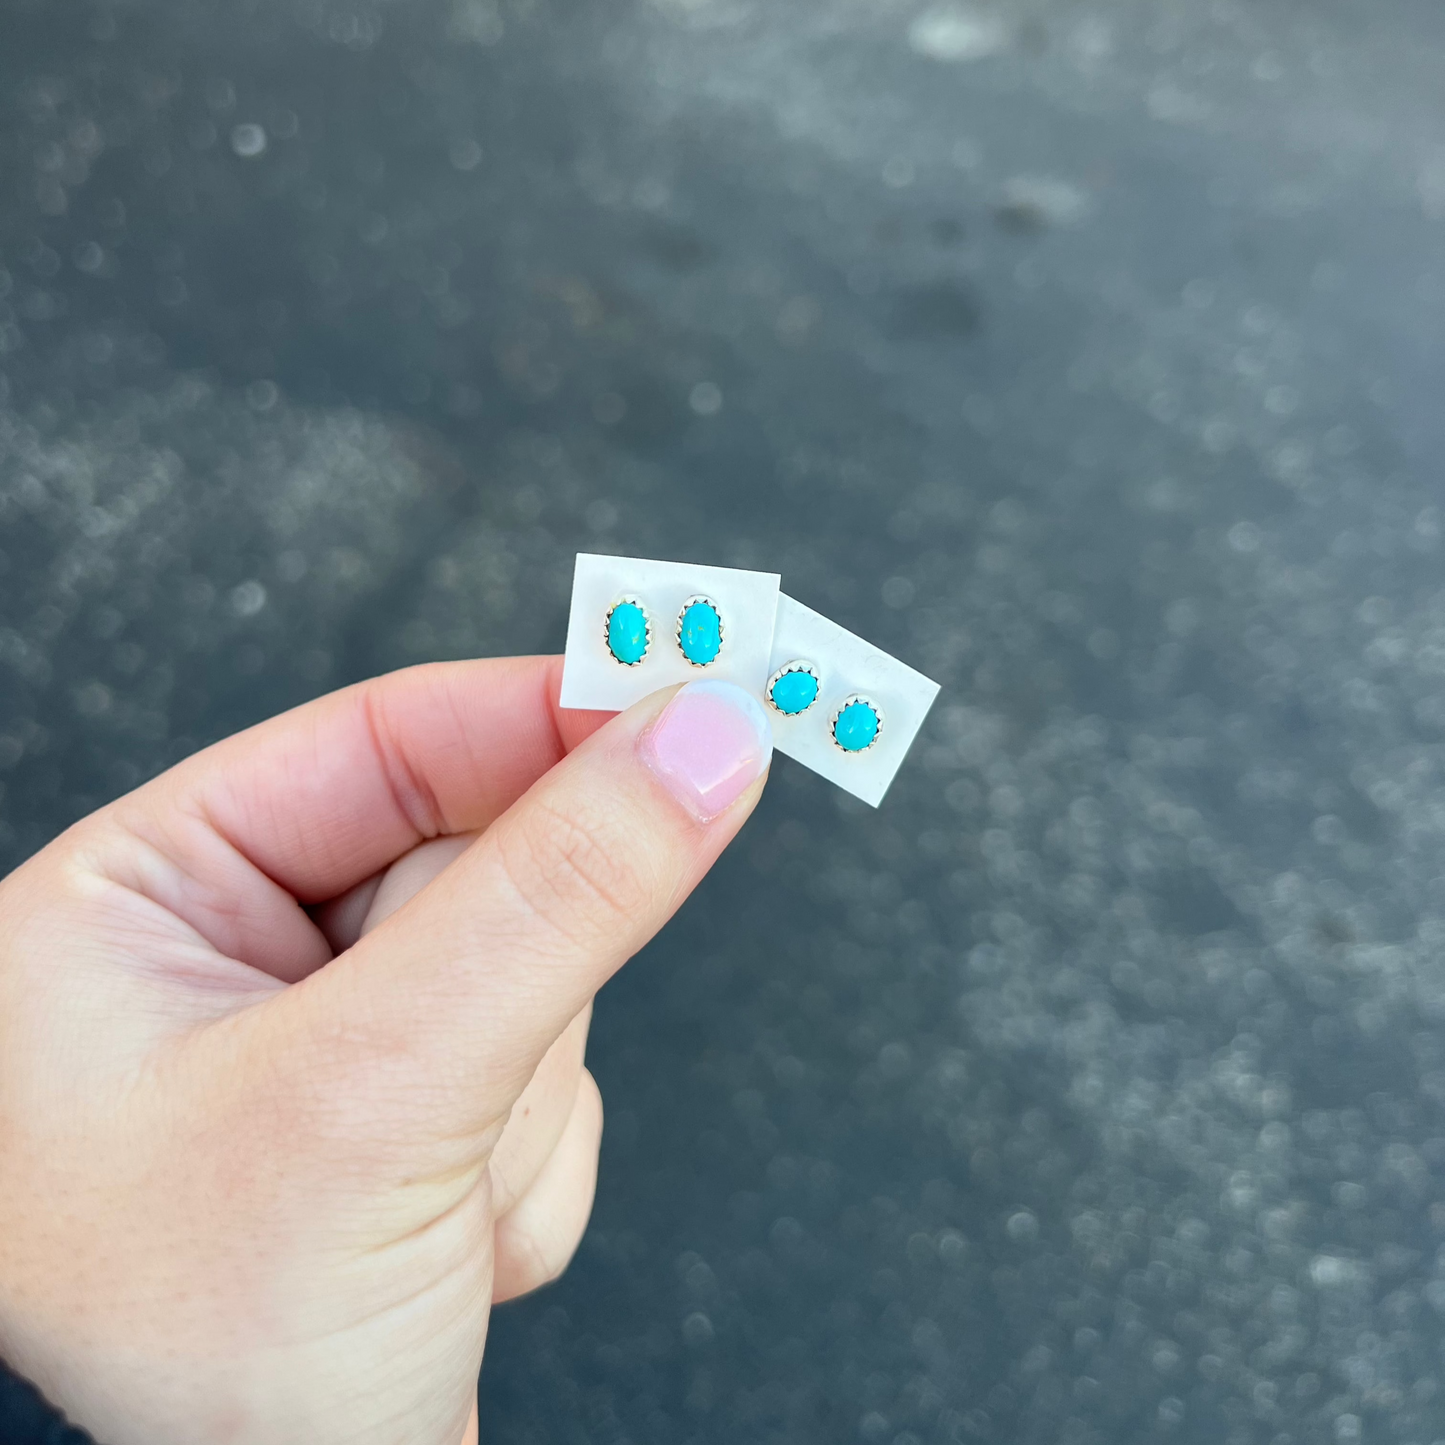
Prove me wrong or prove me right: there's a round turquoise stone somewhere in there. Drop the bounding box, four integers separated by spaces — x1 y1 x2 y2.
833 699 880 752
607 601 649 665
769 669 819 715
678 601 722 665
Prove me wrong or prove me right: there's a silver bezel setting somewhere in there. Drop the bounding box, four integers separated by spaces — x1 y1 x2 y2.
604 594 652 666
765 659 821 715
675 594 724 667
830 693 885 753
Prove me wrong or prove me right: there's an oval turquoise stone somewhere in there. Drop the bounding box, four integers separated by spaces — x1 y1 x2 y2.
769 669 818 715
607 602 649 665
678 601 722 665
833 700 880 752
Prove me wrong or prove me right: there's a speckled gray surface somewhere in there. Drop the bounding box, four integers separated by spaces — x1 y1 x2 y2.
4 0 1445 1442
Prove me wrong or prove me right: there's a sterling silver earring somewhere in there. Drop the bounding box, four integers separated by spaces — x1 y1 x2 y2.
605 596 651 665
765 660 820 715
676 595 724 666
831 694 883 752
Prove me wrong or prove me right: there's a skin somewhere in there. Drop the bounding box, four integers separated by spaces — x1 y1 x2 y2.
0 656 768 1445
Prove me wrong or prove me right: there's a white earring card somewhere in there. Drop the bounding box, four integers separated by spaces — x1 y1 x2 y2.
559 553 782 712
765 593 941 807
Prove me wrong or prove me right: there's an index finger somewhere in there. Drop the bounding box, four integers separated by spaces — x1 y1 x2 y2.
50 657 609 989
147 656 612 902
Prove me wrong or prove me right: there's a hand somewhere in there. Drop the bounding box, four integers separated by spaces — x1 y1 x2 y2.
0 658 772 1445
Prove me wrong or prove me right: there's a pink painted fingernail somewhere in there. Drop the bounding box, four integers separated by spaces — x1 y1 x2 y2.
640 680 773 823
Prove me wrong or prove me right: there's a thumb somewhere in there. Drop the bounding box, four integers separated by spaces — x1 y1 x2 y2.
272 679 772 1136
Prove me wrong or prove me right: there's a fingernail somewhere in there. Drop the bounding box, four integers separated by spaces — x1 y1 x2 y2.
640 680 773 823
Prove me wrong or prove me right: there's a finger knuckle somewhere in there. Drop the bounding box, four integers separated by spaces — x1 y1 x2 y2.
519 1217 583 1290
498 799 654 947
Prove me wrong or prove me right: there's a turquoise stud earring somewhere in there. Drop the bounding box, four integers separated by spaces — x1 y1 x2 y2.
676 595 723 666
766 660 820 716
831 694 883 752
605 596 651 665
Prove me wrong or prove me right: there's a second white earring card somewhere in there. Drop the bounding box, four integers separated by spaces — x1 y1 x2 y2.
559 553 782 712
763 593 940 808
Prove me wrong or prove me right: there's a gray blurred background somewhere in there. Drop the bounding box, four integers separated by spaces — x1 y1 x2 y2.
4 0 1445 1441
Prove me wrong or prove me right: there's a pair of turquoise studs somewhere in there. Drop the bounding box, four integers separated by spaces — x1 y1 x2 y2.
605 597 882 754
605 595 724 668
766 660 884 754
